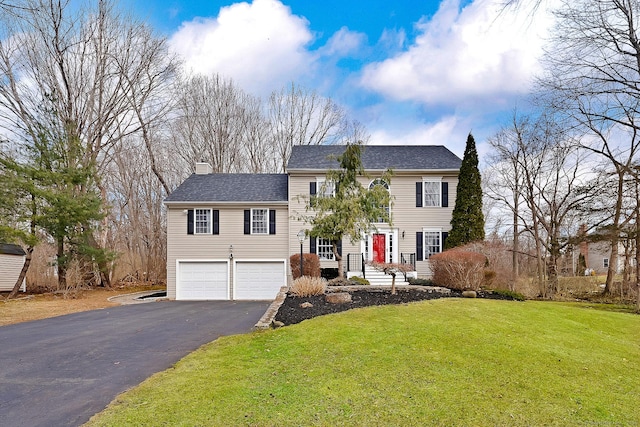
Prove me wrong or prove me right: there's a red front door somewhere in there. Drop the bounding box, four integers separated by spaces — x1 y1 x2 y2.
373 234 386 263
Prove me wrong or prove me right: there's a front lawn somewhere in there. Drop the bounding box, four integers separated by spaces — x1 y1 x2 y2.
87 299 640 426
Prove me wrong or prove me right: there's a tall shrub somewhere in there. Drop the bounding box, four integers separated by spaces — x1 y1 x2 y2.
430 249 486 291
446 133 485 249
290 253 321 279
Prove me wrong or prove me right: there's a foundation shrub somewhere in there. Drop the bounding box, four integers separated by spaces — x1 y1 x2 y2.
408 277 433 286
430 249 486 291
290 276 327 297
462 240 513 290
349 276 370 286
290 253 321 279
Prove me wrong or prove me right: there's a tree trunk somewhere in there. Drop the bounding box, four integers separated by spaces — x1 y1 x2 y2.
57 238 66 290
6 246 33 300
390 272 397 295
512 207 519 291
333 241 343 279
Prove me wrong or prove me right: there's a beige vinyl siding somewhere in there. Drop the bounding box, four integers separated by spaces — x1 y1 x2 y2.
288 171 458 277
0 254 26 292
166 205 289 299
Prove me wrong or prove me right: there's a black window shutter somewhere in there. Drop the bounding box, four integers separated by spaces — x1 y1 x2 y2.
416 182 422 207
310 182 317 207
336 239 342 257
269 210 276 235
416 232 423 261
244 210 250 235
310 237 316 254
441 182 449 208
212 210 219 235
442 232 448 251
187 209 194 235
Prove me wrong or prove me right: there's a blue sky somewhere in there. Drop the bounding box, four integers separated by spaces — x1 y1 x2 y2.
124 0 554 157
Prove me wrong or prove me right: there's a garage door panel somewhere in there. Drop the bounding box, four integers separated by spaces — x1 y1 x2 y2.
177 261 228 300
235 261 285 300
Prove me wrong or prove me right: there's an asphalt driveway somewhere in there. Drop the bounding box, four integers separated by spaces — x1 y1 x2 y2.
0 300 270 427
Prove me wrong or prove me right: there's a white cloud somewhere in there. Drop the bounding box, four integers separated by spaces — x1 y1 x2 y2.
361 0 555 106
168 0 314 95
320 27 366 57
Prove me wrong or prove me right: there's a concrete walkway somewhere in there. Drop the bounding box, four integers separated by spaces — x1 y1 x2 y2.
0 300 270 427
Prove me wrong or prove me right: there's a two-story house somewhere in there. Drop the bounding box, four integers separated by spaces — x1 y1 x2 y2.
164 145 461 300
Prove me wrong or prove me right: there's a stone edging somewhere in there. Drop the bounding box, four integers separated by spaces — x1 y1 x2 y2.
254 286 288 329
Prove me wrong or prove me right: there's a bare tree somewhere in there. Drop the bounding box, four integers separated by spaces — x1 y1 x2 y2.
268 83 345 171
486 112 595 297
537 0 640 293
171 74 267 174
0 0 181 287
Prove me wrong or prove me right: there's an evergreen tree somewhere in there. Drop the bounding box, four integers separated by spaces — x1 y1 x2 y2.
0 126 108 293
446 133 485 249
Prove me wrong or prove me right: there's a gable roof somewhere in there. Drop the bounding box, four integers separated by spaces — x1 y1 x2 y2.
287 145 462 171
165 174 288 204
0 243 26 256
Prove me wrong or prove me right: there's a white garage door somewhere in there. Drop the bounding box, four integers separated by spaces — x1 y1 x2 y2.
177 261 229 300
235 261 285 300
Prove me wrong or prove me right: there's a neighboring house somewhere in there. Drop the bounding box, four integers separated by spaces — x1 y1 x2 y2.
583 241 637 275
0 243 26 292
165 145 461 300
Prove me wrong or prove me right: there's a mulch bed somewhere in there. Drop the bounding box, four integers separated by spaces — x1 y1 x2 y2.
274 287 517 325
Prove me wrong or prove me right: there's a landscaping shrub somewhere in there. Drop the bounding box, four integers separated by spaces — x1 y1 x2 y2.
327 277 351 286
489 289 526 301
461 240 513 290
289 276 327 297
290 253 321 279
408 277 433 286
349 276 370 286
430 249 486 291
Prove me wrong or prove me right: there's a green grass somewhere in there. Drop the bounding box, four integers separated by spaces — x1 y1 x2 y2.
86 300 640 426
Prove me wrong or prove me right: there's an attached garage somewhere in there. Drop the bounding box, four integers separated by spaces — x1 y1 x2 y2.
234 260 286 300
176 260 229 300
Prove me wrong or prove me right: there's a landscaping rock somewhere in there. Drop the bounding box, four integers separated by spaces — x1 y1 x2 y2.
325 292 352 304
300 302 313 308
270 320 285 328
462 290 477 298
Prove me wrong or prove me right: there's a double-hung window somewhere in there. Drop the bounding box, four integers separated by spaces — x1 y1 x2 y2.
251 208 269 234
194 209 211 234
424 231 442 259
317 238 334 260
423 180 441 207
317 178 335 198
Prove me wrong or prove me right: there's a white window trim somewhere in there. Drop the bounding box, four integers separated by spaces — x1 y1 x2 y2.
422 177 442 208
316 177 335 197
194 208 212 234
603 258 609 268
423 228 443 259
251 208 269 235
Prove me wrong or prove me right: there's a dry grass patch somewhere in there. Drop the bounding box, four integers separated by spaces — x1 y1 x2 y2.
0 283 163 326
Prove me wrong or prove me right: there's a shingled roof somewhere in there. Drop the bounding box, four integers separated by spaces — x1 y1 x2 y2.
287 145 461 171
165 174 288 203
0 243 26 256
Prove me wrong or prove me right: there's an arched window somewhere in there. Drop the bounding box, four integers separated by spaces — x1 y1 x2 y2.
369 179 390 222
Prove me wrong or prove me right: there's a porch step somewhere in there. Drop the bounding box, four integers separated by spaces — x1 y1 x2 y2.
354 266 411 286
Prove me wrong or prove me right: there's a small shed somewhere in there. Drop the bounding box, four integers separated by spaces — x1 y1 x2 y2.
0 243 27 292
